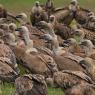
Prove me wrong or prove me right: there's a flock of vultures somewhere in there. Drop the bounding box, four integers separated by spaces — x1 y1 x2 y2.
0 0 95 95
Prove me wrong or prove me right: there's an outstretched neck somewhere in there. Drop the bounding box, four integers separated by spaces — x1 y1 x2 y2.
46 24 60 51
22 29 33 47
46 23 56 37
51 35 60 52
22 28 38 53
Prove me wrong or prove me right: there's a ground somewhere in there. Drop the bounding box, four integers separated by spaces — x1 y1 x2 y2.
0 0 95 95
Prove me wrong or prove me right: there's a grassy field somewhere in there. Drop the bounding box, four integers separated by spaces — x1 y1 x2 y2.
0 0 95 95
0 0 95 15
0 83 15 95
0 83 64 95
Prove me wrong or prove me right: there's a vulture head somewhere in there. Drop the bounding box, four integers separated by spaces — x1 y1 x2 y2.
69 0 78 12
16 26 29 34
80 40 93 48
65 38 77 46
87 12 95 21
16 26 38 53
70 0 78 6
79 57 95 81
37 21 56 37
41 33 60 51
88 12 95 17
8 23 20 37
35 1 40 6
9 23 17 32
16 26 30 42
80 39 94 56
0 23 9 31
36 21 49 29
0 18 7 24
79 57 93 70
64 38 81 53
16 13 28 24
3 33 16 46
41 33 53 43
89 15 95 21
49 15 56 23
16 13 27 20
73 28 85 43
74 29 84 37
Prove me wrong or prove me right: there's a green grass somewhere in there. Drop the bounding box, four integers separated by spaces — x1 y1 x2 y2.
48 87 64 95
0 83 15 95
0 83 64 95
0 64 64 95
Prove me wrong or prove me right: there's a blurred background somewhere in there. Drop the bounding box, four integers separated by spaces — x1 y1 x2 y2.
0 0 94 15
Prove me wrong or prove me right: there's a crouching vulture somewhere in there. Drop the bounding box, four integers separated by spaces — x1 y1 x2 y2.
14 74 47 95
0 58 18 82
53 70 95 95
0 40 19 72
8 26 58 78
0 40 19 82
30 1 48 26
37 21 85 72
79 58 95 82
52 0 79 25
75 7 91 25
75 10 95 31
